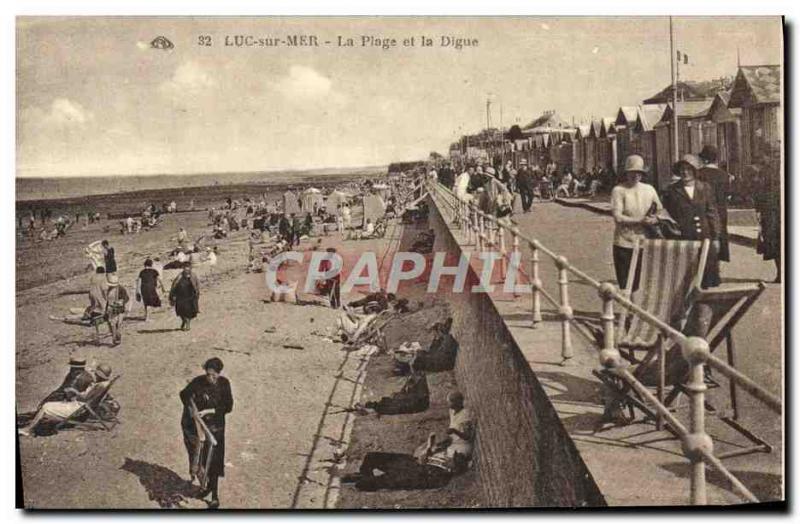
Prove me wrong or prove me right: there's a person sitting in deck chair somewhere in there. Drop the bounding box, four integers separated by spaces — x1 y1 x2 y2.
341 391 474 491
336 307 379 343
18 364 113 437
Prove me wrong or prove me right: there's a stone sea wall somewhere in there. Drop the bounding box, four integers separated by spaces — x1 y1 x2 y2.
425 195 606 508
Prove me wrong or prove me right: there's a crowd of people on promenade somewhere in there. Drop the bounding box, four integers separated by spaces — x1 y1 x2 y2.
609 145 781 287
430 142 780 286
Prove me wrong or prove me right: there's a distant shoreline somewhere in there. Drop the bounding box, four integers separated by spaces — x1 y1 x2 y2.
16 166 388 204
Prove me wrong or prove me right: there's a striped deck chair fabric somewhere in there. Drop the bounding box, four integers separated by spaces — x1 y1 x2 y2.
618 239 709 348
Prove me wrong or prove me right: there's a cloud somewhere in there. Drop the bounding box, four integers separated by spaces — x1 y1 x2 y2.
274 65 337 101
21 98 93 129
160 60 217 99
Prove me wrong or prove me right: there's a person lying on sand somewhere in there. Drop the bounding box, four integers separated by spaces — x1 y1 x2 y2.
341 391 474 491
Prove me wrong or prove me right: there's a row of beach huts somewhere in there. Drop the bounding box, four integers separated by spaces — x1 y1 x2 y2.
448 65 781 194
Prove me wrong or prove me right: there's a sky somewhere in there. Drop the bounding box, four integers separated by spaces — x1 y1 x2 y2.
16 16 782 177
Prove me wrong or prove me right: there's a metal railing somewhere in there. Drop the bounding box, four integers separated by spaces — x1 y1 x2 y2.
425 180 781 505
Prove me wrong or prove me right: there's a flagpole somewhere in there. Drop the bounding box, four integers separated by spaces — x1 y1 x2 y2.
670 16 679 163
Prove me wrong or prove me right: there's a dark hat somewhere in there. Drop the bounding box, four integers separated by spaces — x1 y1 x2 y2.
699 145 718 163
69 357 87 368
448 390 465 404
95 364 112 381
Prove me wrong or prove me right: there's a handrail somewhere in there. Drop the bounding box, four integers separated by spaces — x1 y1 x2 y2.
424 179 780 506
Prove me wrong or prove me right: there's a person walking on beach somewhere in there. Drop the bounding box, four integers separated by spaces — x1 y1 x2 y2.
179 357 233 509
169 266 200 331
341 203 352 232
104 274 130 346
102 240 117 274
136 258 166 321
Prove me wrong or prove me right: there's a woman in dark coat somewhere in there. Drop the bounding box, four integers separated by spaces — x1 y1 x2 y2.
753 158 782 283
662 154 722 289
102 240 117 274
136 258 165 321
169 266 200 331
180 357 233 509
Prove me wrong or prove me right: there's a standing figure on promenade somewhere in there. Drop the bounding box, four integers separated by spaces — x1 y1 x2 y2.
697 145 731 263
662 154 721 289
610 155 662 290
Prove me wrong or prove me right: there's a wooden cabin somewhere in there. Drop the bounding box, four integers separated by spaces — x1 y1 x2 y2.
704 92 742 177
727 65 781 167
653 101 711 190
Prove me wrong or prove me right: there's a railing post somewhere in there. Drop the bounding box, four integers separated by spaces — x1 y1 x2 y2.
598 283 622 370
471 205 479 246
460 200 468 237
529 240 542 328
555 256 574 365
498 224 507 283
681 336 712 506
477 211 486 251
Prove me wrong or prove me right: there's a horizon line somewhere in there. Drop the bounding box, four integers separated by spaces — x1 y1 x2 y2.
14 163 394 180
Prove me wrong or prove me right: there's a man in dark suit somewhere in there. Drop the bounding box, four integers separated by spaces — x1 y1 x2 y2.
697 145 731 262
663 154 721 288
516 159 534 213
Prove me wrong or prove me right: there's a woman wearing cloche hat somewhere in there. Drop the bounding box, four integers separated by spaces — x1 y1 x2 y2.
609 154 664 290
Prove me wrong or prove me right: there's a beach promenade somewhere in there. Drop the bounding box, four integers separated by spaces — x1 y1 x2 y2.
424 190 782 505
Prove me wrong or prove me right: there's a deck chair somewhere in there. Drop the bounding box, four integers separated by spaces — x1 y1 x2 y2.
189 398 218 491
594 240 771 457
593 239 710 427
54 375 121 431
660 281 770 458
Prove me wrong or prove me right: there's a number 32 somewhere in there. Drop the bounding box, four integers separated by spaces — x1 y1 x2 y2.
198 35 212 46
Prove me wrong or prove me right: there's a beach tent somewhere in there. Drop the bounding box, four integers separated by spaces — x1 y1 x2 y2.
371 183 391 201
283 190 301 215
325 190 352 216
301 188 324 213
362 193 386 227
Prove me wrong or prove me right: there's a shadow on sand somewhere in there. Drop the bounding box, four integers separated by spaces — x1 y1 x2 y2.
120 457 198 508
137 328 184 334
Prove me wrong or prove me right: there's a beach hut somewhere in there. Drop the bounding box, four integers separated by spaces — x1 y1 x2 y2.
371 183 391 201
573 125 590 174
653 100 712 189
598 117 618 174
326 190 348 215
282 190 301 215
301 187 324 214
614 106 642 175
633 105 668 189
705 92 742 177
362 193 386 227
727 65 781 167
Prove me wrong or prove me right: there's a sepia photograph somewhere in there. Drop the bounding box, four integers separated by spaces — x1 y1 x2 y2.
13 14 784 510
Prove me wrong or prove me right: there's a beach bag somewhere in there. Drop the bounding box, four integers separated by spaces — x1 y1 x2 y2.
107 288 126 316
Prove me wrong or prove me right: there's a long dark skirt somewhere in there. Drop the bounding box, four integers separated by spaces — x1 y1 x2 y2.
175 298 198 319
